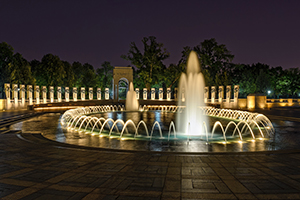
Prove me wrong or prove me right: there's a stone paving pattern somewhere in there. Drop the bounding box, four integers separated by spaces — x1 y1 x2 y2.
0 131 300 200
1 108 300 199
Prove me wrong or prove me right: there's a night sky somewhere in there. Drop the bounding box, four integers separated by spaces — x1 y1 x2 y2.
1 0 300 69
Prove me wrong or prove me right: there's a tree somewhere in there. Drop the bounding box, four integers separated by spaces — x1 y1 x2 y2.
283 68 300 97
121 36 170 89
62 61 76 87
194 38 234 86
164 47 192 89
72 61 84 87
30 59 46 86
81 63 97 88
9 53 35 85
0 42 14 86
255 69 271 93
96 61 114 89
40 54 65 87
231 64 256 97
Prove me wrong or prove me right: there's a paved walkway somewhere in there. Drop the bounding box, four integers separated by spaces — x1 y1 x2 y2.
1 108 300 199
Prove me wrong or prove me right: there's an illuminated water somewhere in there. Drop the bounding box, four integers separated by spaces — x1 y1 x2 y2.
125 82 139 111
177 51 208 136
9 112 300 152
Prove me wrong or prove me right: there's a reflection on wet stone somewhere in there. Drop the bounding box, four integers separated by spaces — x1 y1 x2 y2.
10 111 300 152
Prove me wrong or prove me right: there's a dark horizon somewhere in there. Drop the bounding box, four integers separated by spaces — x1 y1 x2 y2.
1 0 299 69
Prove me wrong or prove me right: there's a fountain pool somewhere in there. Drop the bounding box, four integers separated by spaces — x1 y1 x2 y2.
61 105 274 144
59 51 275 152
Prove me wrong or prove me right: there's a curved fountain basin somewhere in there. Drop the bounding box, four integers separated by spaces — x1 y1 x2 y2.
9 111 300 153
61 105 274 144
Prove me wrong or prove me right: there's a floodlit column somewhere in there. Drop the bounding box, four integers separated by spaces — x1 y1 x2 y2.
57 86 62 102
211 86 216 103
49 86 54 103
151 88 155 100
97 88 101 100
234 85 239 103
27 85 33 105
4 83 11 101
20 85 25 104
226 85 231 103
81 87 85 100
35 86 40 104
204 87 209 103
65 87 69 102
167 88 171 100
89 87 93 100
159 88 163 100
105 88 109 100
73 87 77 101
42 86 47 103
219 86 224 104
174 88 178 101
135 88 139 99
12 84 18 105
143 88 147 100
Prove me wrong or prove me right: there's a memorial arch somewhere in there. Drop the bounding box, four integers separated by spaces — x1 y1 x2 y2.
113 67 133 100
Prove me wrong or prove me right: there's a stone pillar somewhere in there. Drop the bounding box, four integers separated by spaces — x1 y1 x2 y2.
167 88 171 100
89 88 93 100
42 86 47 103
226 85 231 103
233 85 239 108
234 85 239 101
65 87 69 102
211 86 216 103
73 87 77 101
80 87 85 100
57 87 62 102
20 85 25 104
135 88 139 99
151 88 155 100
49 86 54 103
247 94 266 109
97 88 101 100
159 88 163 100
218 86 224 104
114 84 118 101
35 86 40 104
247 94 255 109
174 88 178 101
12 84 18 105
204 87 209 103
143 88 147 100
27 85 33 105
4 83 11 101
105 88 109 100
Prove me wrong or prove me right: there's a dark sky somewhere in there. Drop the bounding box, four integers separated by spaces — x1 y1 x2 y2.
1 0 300 69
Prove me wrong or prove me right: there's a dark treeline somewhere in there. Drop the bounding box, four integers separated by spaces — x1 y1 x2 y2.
1 37 300 98
0 42 113 93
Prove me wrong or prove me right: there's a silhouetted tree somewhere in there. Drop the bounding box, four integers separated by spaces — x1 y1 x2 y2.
0 42 14 86
96 61 113 89
40 54 65 87
9 53 35 85
121 36 169 89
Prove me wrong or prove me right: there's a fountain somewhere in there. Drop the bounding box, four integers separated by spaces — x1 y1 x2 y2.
60 51 275 152
177 51 208 136
125 82 139 111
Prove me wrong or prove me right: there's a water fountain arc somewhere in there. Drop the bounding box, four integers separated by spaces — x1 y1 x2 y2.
177 51 208 136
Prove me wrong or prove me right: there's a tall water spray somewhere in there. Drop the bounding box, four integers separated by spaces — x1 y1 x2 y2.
125 82 139 111
176 51 208 136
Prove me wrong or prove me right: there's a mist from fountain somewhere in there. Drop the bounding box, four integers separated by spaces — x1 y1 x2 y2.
125 82 139 111
176 51 208 136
